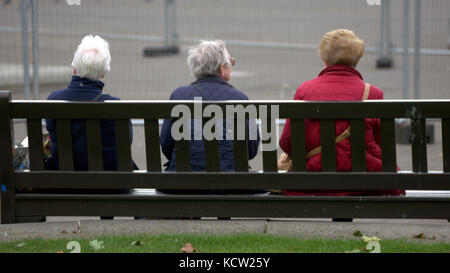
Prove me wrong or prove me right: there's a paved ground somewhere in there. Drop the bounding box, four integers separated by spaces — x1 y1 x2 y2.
0 218 449 243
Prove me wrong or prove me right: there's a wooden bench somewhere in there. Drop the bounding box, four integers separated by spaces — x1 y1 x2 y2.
1 90 449 224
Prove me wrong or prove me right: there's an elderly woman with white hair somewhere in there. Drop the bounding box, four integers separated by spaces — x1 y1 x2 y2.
159 40 262 194
45 35 134 172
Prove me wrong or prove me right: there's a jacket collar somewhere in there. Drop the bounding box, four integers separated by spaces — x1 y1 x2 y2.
318 65 363 80
68 75 105 91
191 75 234 88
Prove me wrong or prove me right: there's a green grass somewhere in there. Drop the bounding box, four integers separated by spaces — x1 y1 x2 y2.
0 234 449 253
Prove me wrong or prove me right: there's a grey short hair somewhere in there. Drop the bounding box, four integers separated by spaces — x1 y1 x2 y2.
187 40 231 79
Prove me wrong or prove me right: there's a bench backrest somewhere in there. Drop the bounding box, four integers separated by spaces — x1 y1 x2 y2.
1 91 450 222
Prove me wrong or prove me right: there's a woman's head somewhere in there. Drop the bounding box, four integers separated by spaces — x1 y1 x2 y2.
71 35 111 81
187 40 234 81
318 29 365 68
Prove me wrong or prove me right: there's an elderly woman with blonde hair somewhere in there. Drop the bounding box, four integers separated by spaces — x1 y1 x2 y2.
45 35 134 172
278 29 404 199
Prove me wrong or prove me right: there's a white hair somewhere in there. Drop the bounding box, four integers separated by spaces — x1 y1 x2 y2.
71 35 111 81
187 40 231 79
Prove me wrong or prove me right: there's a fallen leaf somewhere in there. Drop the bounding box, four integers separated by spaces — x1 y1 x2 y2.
61 230 68 234
55 251 64 254
353 231 363 237
362 235 381 243
130 240 144 246
345 249 362 253
89 239 105 250
181 243 199 253
413 233 425 240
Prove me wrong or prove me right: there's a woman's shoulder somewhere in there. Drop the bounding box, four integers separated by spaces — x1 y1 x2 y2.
169 85 196 100
367 84 384 99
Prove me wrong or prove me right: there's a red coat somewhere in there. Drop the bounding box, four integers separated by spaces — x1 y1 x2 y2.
279 65 404 196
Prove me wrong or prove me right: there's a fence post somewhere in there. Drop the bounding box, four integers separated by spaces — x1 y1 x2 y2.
377 0 394 68
31 0 39 100
0 91 15 224
414 0 421 99
402 0 410 99
20 0 31 100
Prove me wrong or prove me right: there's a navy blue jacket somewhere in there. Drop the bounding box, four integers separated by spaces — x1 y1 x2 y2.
45 76 133 170
160 76 260 171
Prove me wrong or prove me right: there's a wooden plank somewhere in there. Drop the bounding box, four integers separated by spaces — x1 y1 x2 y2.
261 113 277 172
380 119 397 172
55 119 74 171
442 119 450 172
14 171 450 190
115 119 132 171
144 119 161 172
411 118 428 173
15 194 450 219
233 118 249 172
10 100 450 120
175 140 191 172
290 119 306 171
0 91 15 223
85 120 103 171
350 119 366 172
26 119 44 171
204 139 220 172
320 119 336 171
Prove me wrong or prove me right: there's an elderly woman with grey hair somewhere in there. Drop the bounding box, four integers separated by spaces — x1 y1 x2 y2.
159 40 261 194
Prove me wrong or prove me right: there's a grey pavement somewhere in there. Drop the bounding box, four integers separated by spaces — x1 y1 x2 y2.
0 218 449 243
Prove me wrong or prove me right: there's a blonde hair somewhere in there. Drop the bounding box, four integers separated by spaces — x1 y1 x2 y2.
318 29 365 68
72 35 111 81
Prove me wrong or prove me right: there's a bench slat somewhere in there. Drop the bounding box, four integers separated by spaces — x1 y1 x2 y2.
15 194 450 219
233 118 249 172
411 118 428 173
14 171 450 190
261 114 277 172
175 140 191 171
144 119 161 172
55 120 74 171
26 119 44 171
291 119 306 171
350 119 366 172
85 120 104 171
115 119 132 171
380 119 397 172
320 120 336 171
204 139 220 172
11 101 450 119
442 118 450 173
